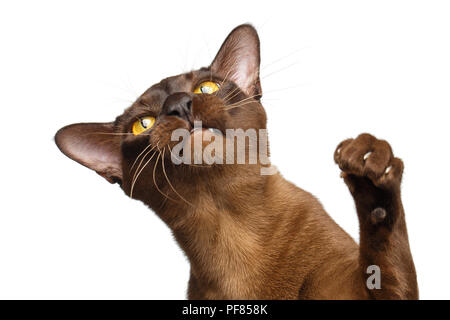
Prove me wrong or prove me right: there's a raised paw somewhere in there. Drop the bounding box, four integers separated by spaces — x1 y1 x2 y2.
334 134 405 227
334 133 404 193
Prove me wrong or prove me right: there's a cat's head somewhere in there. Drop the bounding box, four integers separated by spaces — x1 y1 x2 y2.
55 24 269 207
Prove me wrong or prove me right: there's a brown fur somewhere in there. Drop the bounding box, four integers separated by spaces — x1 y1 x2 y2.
54 24 418 299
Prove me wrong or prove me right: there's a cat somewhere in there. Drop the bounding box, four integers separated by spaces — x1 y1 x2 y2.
55 24 418 299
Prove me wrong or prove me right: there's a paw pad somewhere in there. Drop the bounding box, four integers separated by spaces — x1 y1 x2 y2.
370 207 387 224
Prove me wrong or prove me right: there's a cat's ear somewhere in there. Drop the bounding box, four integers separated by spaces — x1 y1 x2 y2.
211 24 262 98
55 123 122 184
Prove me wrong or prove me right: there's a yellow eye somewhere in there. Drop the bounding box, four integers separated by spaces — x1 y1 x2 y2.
193 81 220 94
132 116 156 135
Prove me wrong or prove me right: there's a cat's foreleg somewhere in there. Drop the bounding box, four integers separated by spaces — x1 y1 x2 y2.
334 134 418 299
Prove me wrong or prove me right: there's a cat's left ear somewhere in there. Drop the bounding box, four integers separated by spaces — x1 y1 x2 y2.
55 123 123 184
211 24 262 98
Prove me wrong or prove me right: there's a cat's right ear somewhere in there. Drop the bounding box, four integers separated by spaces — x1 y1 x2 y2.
211 24 262 98
55 123 122 184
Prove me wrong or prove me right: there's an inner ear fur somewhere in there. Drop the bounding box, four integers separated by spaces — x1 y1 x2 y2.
55 122 123 184
211 24 262 98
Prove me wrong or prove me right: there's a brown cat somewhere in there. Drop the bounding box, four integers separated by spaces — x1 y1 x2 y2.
55 24 418 299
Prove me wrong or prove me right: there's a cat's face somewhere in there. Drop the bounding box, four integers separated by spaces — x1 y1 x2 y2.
55 24 268 206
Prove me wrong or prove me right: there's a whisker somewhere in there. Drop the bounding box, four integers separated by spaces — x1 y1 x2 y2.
225 101 258 111
152 150 178 203
260 48 309 71
260 61 299 81
131 145 155 184
222 71 261 104
84 132 151 137
222 86 243 104
130 149 158 198
223 83 309 111
263 83 310 94
130 143 156 173
161 148 193 206
224 94 261 109
221 55 304 105
167 145 210 167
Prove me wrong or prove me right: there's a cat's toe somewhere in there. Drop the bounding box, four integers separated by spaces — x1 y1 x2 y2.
335 133 403 191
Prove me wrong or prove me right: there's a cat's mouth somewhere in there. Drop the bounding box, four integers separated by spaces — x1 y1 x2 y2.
148 94 231 159
187 127 222 149
190 127 220 135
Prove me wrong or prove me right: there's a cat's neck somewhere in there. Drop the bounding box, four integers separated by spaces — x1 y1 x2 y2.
151 165 284 297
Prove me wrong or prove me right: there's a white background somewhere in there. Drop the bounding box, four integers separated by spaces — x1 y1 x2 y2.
0 0 449 299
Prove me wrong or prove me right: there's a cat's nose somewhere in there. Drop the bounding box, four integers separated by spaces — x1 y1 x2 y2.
161 92 193 123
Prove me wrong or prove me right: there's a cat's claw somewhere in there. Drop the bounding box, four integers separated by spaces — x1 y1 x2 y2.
363 151 372 161
385 166 392 175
